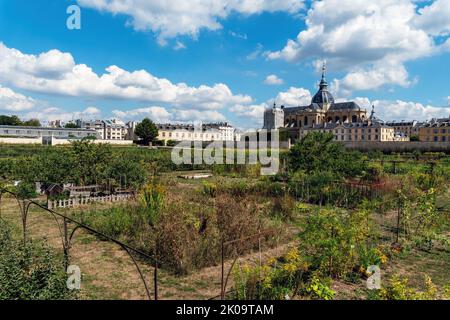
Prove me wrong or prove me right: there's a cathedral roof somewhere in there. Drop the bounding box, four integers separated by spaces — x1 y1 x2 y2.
311 62 335 105
329 102 360 111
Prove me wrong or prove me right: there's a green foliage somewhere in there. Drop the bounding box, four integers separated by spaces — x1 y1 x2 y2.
135 118 158 145
14 182 37 199
0 222 75 300
305 274 335 300
139 182 165 226
202 181 217 197
22 119 41 127
0 115 40 127
370 275 438 300
64 122 79 128
70 140 113 186
288 132 365 177
0 115 22 126
233 248 308 300
298 207 370 278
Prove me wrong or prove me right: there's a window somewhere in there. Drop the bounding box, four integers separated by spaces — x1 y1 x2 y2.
434 136 438 142
442 136 446 142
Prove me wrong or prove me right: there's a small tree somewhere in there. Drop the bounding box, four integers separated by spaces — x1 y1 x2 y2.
22 119 41 127
135 118 158 145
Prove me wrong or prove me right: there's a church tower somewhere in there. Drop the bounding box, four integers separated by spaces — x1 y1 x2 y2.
311 61 334 112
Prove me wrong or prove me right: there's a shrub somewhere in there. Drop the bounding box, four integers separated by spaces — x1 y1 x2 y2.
139 182 165 226
298 208 370 278
372 275 438 300
304 274 335 300
0 222 76 300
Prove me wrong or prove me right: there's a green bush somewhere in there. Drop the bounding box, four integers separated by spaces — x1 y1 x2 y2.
0 221 76 300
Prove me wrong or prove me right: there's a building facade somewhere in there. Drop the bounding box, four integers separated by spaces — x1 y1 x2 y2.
156 123 229 145
385 120 422 138
81 120 105 140
103 119 127 140
419 118 450 142
0 125 100 140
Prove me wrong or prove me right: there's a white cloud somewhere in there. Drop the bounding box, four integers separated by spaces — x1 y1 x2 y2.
230 103 267 126
355 97 450 121
112 106 172 123
229 86 313 127
0 43 251 110
0 86 36 111
267 0 448 93
264 74 284 85
414 0 450 36
77 0 304 44
229 30 248 40
275 87 311 107
112 106 226 123
246 43 264 60
173 41 186 50
23 107 102 123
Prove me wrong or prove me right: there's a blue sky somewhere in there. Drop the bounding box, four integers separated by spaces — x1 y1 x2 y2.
0 0 449 129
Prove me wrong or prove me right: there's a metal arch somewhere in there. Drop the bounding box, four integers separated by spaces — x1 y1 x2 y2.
22 200 68 254
0 187 159 301
68 224 154 300
69 225 83 244
121 245 152 301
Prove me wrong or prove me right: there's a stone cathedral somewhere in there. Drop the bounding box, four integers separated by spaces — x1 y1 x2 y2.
263 64 368 134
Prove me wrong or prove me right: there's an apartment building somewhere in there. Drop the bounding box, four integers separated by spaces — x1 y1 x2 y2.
157 123 224 145
300 121 397 142
385 120 422 138
419 118 450 142
80 120 105 140
103 119 127 140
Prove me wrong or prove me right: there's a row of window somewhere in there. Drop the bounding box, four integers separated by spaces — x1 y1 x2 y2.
286 115 362 127
1 129 90 137
160 132 221 140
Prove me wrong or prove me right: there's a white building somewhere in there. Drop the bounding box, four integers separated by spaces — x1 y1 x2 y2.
0 125 100 140
103 119 127 140
81 120 105 140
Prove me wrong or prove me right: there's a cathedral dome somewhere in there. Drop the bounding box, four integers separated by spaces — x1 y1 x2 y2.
312 88 334 105
311 62 334 105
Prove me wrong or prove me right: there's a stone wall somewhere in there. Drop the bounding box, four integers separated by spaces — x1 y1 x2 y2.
343 141 450 153
0 137 42 144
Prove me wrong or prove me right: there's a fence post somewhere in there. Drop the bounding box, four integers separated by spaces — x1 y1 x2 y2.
0 192 3 218
221 240 225 300
154 243 158 301
63 218 70 269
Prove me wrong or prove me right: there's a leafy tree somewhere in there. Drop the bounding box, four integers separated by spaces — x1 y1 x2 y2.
70 140 112 185
0 115 22 126
288 132 365 177
135 118 158 145
22 119 41 127
64 122 79 129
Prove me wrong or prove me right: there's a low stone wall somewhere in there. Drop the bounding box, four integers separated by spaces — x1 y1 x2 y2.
51 139 134 146
0 137 42 144
47 194 133 210
343 141 450 153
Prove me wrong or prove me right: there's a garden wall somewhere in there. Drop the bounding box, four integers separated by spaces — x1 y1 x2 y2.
343 141 450 153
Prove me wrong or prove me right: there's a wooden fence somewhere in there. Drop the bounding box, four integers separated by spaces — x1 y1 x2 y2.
47 194 134 210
